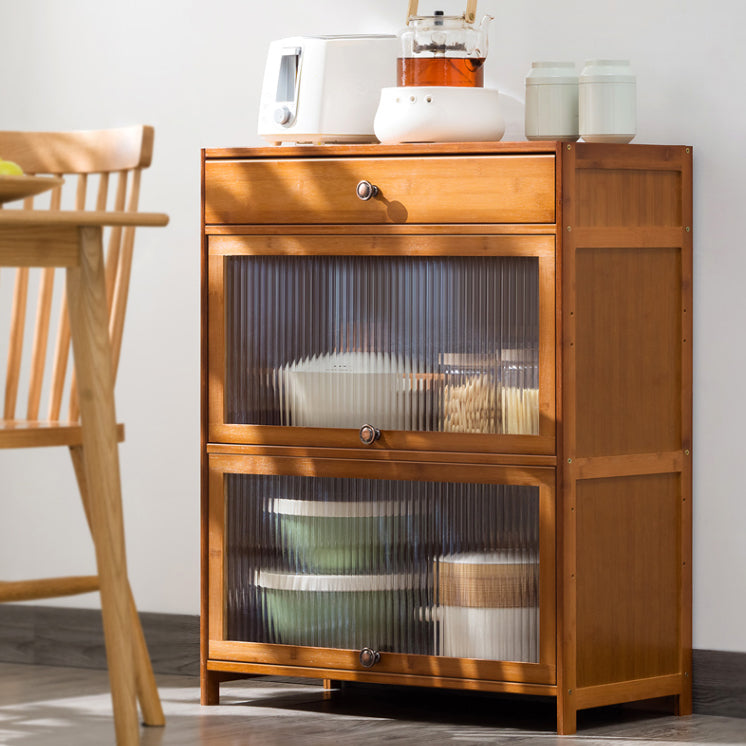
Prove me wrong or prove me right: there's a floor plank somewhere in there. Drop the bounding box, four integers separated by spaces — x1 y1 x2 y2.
0 662 744 745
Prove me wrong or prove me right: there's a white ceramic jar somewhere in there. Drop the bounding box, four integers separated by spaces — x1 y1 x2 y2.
525 61 578 141
579 59 636 143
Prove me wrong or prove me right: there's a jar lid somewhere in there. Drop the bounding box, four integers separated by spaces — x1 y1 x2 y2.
526 61 578 85
580 59 635 83
269 498 416 517
256 570 414 592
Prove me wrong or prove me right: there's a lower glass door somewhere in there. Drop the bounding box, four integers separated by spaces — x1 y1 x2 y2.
207 454 556 683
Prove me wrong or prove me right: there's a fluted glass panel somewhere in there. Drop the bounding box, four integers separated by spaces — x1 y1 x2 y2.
224 474 540 662
224 256 539 434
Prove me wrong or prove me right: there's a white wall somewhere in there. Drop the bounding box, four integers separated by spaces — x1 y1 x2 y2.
0 0 743 653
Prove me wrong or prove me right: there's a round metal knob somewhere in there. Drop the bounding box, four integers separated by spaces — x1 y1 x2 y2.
356 180 379 201
359 424 381 445
274 106 292 125
359 648 381 668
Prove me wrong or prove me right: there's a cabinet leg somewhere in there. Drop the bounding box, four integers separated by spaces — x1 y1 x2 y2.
675 688 693 716
202 670 220 706
322 679 341 700
556 693 577 735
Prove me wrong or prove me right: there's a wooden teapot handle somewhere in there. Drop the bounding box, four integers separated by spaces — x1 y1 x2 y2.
407 0 478 22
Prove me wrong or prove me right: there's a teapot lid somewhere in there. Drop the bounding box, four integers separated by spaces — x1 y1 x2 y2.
407 0 478 23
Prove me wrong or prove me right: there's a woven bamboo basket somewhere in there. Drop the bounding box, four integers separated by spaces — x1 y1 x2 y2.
436 551 539 662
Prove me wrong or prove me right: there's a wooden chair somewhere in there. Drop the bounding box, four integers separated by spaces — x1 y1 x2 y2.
0 126 168 744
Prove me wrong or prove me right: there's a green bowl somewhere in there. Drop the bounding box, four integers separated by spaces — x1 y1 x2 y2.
258 571 414 650
271 499 416 574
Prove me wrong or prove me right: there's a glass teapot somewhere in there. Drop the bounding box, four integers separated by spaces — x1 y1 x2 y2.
398 0 493 87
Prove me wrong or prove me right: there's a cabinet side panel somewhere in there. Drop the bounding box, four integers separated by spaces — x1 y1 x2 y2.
575 473 681 688
575 170 681 227
574 246 682 457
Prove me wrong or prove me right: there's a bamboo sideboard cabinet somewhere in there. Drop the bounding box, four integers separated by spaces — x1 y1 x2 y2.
200 141 692 734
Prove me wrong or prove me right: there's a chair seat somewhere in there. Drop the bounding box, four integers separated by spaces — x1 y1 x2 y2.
0 419 125 448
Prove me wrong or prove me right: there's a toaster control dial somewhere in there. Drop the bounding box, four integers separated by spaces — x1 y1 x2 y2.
274 106 292 125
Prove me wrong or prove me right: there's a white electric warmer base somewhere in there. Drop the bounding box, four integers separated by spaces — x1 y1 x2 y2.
374 86 505 144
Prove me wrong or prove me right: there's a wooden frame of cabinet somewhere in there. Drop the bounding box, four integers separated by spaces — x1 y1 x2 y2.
201 141 693 734
557 143 693 731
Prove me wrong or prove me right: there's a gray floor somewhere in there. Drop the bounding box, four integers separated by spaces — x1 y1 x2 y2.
0 662 745 745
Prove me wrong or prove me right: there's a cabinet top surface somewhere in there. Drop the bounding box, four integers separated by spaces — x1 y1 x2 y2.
202 141 690 160
204 141 558 159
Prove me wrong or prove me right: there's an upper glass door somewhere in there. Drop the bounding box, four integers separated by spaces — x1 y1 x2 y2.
208 235 555 453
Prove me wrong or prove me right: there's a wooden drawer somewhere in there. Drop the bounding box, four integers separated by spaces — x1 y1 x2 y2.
204 155 555 225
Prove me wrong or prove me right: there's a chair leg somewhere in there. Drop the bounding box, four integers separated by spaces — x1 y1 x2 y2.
75 460 139 745
70 445 165 727
67 230 139 744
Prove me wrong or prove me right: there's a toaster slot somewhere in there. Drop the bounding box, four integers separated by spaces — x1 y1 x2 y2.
275 46 302 125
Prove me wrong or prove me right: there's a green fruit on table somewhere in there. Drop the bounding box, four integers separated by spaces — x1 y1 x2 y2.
0 159 24 175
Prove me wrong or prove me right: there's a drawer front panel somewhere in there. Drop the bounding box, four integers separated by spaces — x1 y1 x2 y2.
204 155 555 225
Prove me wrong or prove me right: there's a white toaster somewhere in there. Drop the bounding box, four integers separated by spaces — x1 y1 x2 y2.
257 35 398 145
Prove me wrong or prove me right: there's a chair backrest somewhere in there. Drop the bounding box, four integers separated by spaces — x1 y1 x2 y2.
0 125 154 423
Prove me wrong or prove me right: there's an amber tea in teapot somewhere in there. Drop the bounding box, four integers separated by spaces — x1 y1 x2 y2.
397 56 485 87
